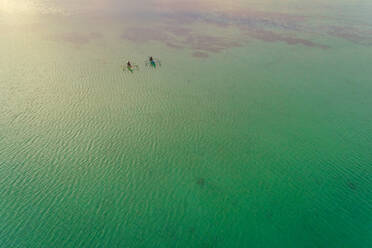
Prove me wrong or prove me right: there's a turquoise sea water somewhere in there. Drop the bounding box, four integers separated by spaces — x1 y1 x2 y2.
1 1 372 247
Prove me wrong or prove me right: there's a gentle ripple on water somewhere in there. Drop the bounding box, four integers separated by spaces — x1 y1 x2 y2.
1 2 372 247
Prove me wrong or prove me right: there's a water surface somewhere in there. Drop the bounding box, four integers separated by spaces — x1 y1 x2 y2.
1 0 372 247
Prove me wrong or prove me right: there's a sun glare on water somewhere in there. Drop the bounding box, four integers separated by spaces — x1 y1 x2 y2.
0 0 67 15
0 0 36 13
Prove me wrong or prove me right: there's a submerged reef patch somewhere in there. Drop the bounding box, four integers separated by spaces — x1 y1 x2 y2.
192 51 209 58
327 26 372 45
346 181 357 190
121 5 332 57
196 177 206 187
49 32 103 47
242 28 330 49
121 0 372 56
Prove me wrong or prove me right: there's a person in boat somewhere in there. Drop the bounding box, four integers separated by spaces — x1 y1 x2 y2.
149 56 156 67
127 61 133 72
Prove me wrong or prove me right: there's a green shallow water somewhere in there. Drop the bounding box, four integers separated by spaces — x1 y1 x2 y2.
1 1 372 247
